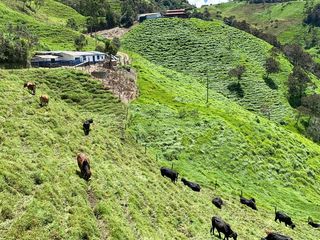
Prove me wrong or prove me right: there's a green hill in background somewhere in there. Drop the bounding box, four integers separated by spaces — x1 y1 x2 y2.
204 1 320 61
123 18 299 123
0 0 96 50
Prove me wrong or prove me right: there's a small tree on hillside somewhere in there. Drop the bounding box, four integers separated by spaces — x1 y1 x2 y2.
265 57 280 76
74 34 87 51
287 66 311 108
66 18 78 31
228 65 246 84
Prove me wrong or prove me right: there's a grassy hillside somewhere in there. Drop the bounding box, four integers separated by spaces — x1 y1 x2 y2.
205 1 320 60
0 0 96 50
1 58 320 239
123 18 298 123
124 52 320 239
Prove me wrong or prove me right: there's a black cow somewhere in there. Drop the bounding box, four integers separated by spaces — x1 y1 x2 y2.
274 207 295 229
261 232 292 240
181 178 200 192
240 191 257 210
160 167 178 183
308 217 320 228
210 216 237 240
212 197 223 209
83 119 93 136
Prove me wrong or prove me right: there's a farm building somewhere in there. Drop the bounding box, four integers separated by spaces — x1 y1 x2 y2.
137 12 162 23
163 9 188 18
31 51 106 67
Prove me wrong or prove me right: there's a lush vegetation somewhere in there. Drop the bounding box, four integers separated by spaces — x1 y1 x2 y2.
1 52 320 239
0 0 96 50
204 1 320 61
58 0 193 31
123 18 298 123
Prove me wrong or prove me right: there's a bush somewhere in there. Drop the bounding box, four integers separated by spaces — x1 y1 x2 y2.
227 82 244 98
263 75 278 90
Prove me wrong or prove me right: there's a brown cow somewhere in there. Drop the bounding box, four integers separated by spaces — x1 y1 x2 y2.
39 95 49 107
77 153 91 181
24 82 36 95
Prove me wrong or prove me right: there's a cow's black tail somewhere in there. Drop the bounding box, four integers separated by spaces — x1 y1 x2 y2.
240 190 243 197
274 206 277 214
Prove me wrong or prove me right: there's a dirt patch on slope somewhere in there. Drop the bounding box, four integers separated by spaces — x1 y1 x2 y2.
93 27 132 39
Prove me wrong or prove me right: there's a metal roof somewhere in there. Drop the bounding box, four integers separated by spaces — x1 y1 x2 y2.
35 51 105 57
34 55 60 59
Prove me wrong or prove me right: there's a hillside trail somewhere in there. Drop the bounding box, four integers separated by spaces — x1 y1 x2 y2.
87 184 109 240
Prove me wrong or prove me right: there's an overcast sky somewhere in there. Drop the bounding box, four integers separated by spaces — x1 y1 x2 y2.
188 0 230 8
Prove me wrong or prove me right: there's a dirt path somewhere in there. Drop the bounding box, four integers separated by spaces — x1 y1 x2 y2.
90 27 132 40
87 187 109 240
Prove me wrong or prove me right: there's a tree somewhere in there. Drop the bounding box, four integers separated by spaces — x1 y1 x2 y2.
203 8 212 21
120 0 135 28
287 67 311 108
265 57 280 76
66 18 78 30
105 7 118 29
228 65 246 84
74 34 87 51
283 44 313 68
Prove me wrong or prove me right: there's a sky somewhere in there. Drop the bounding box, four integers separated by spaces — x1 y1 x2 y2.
188 0 230 8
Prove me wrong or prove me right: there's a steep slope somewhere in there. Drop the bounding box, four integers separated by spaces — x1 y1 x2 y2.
1 60 320 239
123 18 296 123
0 0 96 50
125 53 320 239
205 1 320 60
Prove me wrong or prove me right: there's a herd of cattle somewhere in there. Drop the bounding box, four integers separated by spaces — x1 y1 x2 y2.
23 82 319 239
23 81 93 179
160 166 320 239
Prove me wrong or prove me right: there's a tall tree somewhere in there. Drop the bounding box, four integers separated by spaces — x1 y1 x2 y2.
287 67 311 108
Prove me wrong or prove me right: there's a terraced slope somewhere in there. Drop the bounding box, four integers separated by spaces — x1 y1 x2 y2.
126 53 320 239
0 0 96 50
1 61 320 239
205 1 320 60
122 18 299 123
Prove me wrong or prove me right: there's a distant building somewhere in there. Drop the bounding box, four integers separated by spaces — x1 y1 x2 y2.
137 12 162 23
31 51 106 67
163 9 188 18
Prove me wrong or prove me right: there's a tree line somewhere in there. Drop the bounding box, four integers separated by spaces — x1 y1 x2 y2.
0 24 38 68
224 15 320 141
59 0 192 32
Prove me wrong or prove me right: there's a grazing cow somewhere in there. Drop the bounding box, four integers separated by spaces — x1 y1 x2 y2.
24 82 36 95
83 119 93 136
308 217 320 228
77 153 91 181
240 191 257 210
274 207 295 229
261 232 292 240
212 197 223 209
210 216 237 240
181 178 201 192
39 95 49 107
160 167 178 183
